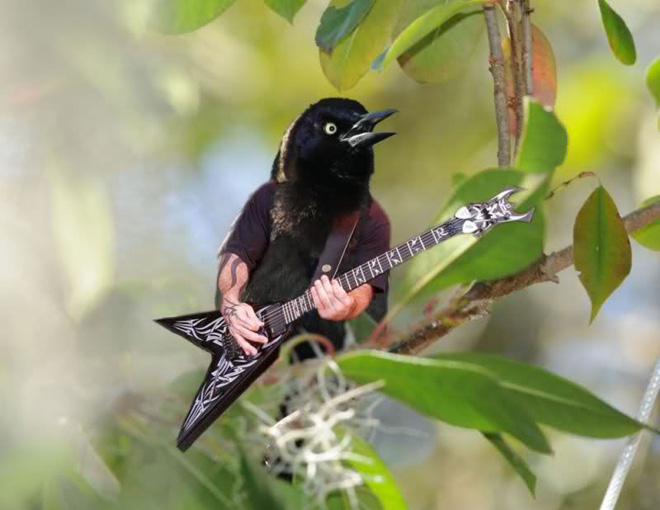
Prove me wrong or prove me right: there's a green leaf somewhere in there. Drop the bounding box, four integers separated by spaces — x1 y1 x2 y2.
320 0 405 90
483 433 536 495
374 0 487 71
395 4 483 84
395 170 549 310
149 0 236 34
439 353 644 438
574 185 632 323
265 0 307 23
597 0 636 66
316 0 375 52
632 196 660 251
515 98 568 173
343 434 407 510
337 351 552 454
647 57 660 106
238 449 287 510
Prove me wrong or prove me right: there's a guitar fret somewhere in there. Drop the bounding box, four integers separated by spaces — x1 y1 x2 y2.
279 218 464 326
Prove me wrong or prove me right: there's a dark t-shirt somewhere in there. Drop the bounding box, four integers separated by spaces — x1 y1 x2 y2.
220 181 391 294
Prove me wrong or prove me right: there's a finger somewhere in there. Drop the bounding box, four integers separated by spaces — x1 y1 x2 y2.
331 279 352 307
321 276 343 309
234 323 268 344
237 308 261 331
314 279 334 312
246 306 264 327
311 286 332 319
231 330 258 356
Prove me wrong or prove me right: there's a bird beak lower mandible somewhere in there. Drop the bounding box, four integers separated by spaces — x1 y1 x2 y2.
341 108 397 148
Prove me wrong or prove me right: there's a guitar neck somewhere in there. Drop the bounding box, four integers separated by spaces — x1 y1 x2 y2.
275 217 465 326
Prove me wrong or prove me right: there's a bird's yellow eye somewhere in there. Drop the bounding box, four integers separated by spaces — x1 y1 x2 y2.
324 122 338 135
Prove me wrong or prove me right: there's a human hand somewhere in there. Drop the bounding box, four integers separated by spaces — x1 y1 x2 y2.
311 275 355 321
221 299 267 356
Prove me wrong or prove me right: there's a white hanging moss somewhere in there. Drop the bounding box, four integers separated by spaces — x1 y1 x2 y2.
243 358 384 509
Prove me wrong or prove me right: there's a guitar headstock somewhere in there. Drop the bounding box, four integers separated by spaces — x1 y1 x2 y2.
454 185 535 237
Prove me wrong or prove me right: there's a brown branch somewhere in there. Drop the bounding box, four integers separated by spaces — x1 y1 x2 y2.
520 0 534 95
483 3 511 167
389 201 660 355
503 0 525 153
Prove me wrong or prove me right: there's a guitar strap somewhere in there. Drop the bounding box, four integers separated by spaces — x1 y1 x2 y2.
311 210 362 283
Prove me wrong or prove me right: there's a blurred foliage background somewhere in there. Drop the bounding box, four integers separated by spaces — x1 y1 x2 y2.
1 0 659 508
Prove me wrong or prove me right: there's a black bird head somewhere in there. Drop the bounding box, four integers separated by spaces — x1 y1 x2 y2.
272 98 396 188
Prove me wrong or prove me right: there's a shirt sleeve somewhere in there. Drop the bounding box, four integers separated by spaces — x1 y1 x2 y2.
354 199 391 293
218 181 275 271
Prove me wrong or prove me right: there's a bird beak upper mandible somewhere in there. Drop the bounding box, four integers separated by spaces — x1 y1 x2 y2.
340 108 397 148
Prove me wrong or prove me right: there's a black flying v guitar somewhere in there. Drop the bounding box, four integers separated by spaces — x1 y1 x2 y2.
155 186 534 451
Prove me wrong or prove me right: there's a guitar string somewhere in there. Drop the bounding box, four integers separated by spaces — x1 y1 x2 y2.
257 217 465 328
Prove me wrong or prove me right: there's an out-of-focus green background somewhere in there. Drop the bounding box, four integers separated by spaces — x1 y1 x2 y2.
1 0 659 508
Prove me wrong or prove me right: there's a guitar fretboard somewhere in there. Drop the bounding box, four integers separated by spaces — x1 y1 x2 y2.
267 217 465 330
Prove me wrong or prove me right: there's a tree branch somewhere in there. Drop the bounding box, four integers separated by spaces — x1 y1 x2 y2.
520 0 534 95
388 201 660 356
503 0 525 153
483 4 511 167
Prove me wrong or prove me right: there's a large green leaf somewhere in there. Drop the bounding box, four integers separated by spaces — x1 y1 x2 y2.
574 186 632 323
337 351 552 454
149 0 236 34
647 58 660 105
395 170 549 309
632 196 660 251
316 0 375 52
265 0 308 23
395 1 483 85
373 0 487 71
320 0 405 90
439 353 644 438
515 98 568 173
238 449 287 510
597 0 636 66
483 433 536 495
343 434 407 510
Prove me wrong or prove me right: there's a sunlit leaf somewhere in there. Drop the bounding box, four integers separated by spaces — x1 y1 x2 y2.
483 433 536 495
337 351 552 454
632 196 660 251
373 0 488 71
343 434 407 510
320 0 404 90
530 24 557 109
265 0 308 23
597 0 636 66
439 353 644 438
50 163 115 320
515 98 568 173
647 58 660 128
395 170 548 310
574 186 632 322
316 0 375 52
395 2 483 85
150 0 236 34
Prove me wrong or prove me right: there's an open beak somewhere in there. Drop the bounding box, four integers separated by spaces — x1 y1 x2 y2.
340 108 397 148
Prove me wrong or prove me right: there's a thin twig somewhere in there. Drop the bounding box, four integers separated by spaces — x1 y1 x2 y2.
388 201 660 355
520 0 534 95
483 4 511 167
503 0 525 153
545 171 598 200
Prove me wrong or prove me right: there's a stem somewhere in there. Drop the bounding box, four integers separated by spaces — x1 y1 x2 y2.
483 4 511 167
520 0 534 95
504 0 525 153
387 200 660 355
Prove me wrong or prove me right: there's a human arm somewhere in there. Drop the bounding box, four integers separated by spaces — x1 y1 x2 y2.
217 253 268 356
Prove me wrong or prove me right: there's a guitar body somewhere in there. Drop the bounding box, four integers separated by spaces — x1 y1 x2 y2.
155 305 291 451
